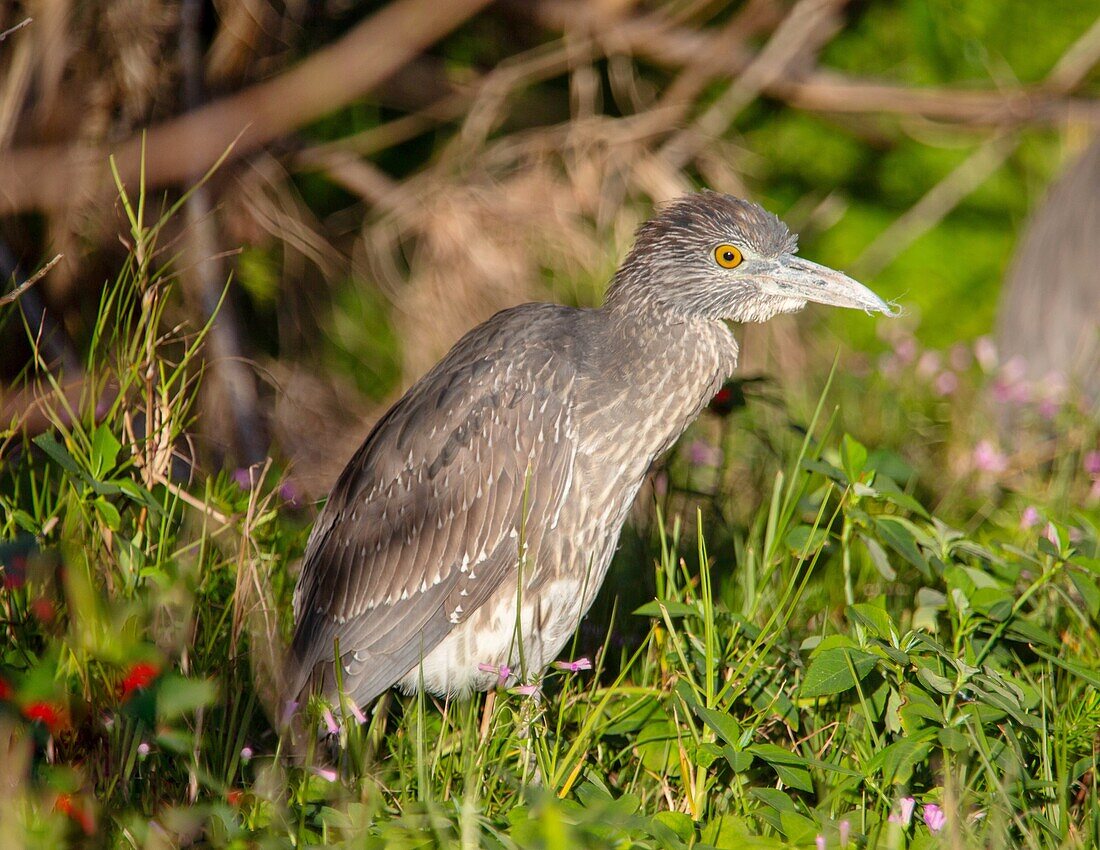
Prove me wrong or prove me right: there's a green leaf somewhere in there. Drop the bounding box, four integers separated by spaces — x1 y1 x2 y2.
94 497 121 531
749 787 796 813
916 664 954 694
1032 649 1100 690
694 705 741 748
800 647 877 697
840 434 868 481
90 424 121 477
873 516 930 577
937 727 969 752
848 602 897 641
874 475 930 518
861 535 896 580
866 735 935 785
33 433 83 477
969 587 1014 621
785 524 829 556
652 811 693 842
1069 571 1100 619
633 601 697 618
156 675 217 724
722 746 754 772
801 458 847 484
778 810 820 842
748 744 814 792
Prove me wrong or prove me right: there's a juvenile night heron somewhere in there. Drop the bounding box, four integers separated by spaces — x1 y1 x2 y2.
288 191 892 711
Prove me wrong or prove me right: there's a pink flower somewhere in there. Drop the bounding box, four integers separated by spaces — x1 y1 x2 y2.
894 336 918 365
137 742 151 757
1045 523 1059 547
312 766 337 782
1038 398 1061 419
321 707 340 735
973 336 998 372
1084 451 1100 477
279 480 302 507
917 351 942 379
889 796 916 826
345 700 367 725
949 343 972 371
513 684 541 698
933 371 958 396
281 699 299 727
816 834 826 850
232 468 254 489
992 357 1032 406
839 820 850 847
687 440 723 468
972 440 1008 474
923 804 946 833
478 663 511 684
240 746 253 762
1020 506 1040 529
552 657 592 673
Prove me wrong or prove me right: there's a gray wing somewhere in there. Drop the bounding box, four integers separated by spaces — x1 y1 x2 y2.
288 308 579 706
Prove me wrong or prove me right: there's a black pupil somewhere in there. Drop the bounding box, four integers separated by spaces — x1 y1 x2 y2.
723 251 735 262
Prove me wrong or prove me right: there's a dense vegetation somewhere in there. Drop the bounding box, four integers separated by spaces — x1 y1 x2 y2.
2 0 1100 846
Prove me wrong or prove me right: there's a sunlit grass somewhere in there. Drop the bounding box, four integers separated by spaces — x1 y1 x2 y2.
1 184 1099 848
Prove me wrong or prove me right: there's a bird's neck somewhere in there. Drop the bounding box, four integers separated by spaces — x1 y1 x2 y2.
584 299 739 423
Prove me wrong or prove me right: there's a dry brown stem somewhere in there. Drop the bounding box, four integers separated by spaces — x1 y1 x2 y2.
0 0 492 215
0 254 62 307
0 17 32 44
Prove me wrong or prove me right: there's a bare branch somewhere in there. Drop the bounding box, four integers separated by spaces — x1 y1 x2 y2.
0 17 32 44
0 254 63 308
0 0 493 215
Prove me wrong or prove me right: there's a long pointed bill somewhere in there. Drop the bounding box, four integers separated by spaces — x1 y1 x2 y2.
761 256 896 316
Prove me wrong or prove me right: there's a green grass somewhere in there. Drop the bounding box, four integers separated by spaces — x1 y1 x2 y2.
1 187 1099 848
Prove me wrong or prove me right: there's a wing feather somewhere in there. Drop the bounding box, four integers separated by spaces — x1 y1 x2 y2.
288 306 580 704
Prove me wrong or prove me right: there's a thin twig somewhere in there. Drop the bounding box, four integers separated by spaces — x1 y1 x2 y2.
659 0 848 170
853 135 1018 277
0 17 32 44
0 254 62 307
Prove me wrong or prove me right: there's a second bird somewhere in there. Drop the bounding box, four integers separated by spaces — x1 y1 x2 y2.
288 191 893 711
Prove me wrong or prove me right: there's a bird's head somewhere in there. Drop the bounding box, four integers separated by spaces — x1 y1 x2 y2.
606 191 895 323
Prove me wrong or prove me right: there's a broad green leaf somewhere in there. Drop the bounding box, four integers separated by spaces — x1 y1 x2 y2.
800 647 877 697
652 811 693 842
874 516 930 577
156 675 217 724
867 736 935 785
1069 571 1100 619
694 705 741 748
33 433 83 477
861 535 896 581
848 602 897 640
94 497 121 531
840 434 868 481
633 601 697 618
778 810 820 842
90 424 121 477
786 524 829 556
802 458 847 484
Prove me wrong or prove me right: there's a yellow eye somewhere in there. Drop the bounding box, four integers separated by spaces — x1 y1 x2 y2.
714 244 743 269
